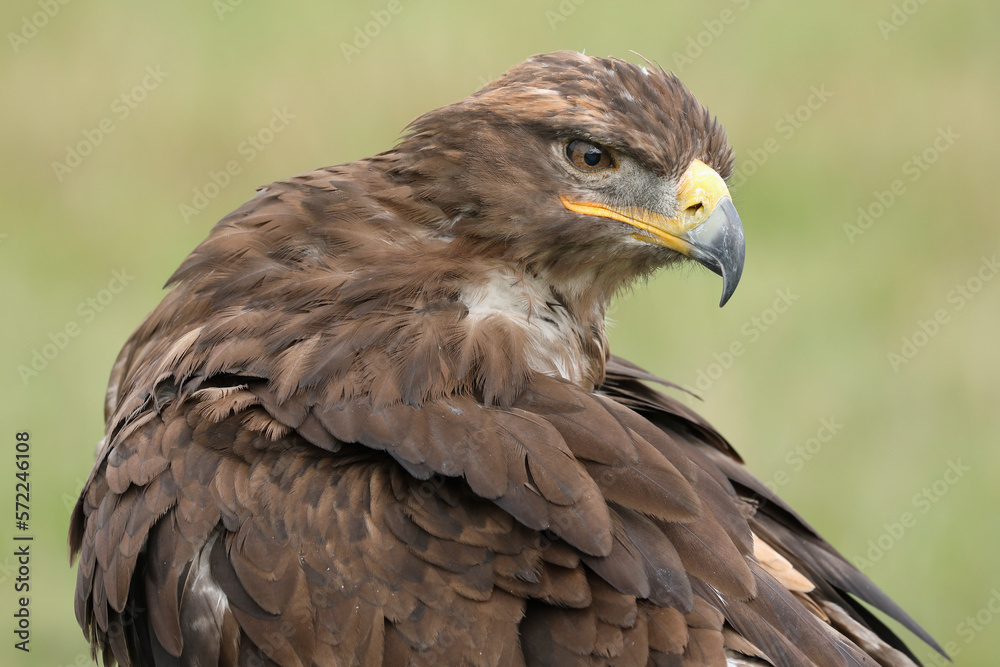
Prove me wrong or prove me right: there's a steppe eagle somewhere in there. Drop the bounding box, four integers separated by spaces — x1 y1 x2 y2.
71 52 942 667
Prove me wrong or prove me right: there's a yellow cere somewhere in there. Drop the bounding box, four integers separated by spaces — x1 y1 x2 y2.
559 159 732 253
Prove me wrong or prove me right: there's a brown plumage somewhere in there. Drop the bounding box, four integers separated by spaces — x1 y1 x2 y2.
70 51 942 666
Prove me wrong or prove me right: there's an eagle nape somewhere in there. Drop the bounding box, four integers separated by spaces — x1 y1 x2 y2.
70 51 942 667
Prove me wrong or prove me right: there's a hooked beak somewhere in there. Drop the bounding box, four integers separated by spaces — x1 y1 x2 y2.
560 159 746 307
682 196 744 307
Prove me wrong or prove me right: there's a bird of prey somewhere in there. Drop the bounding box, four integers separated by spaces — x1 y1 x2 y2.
71 51 942 666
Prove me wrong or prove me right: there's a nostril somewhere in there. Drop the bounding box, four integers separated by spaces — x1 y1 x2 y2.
686 202 705 218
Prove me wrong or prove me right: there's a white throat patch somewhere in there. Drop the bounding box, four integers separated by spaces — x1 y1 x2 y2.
459 267 599 386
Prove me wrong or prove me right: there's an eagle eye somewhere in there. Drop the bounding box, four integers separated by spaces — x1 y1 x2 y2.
565 140 615 172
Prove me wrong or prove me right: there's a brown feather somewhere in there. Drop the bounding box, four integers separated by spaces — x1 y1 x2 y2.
69 51 940 667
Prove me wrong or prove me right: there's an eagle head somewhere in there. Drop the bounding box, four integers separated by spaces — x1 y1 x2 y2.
136 52 746 409
396 50 745 307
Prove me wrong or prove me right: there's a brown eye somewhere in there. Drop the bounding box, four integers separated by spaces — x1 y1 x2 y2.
565 140 615 172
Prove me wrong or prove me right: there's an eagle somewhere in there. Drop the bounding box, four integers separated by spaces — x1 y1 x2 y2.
71 51 942 666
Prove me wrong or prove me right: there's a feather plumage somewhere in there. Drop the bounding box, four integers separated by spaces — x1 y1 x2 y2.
70 51 940 667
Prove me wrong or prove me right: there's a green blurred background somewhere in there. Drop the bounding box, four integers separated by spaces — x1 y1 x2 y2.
2 1 998 665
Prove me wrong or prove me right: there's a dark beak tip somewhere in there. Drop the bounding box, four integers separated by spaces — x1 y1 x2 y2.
718 252 744 308
687 197 745 308
718 257 744 307
719 276 740 308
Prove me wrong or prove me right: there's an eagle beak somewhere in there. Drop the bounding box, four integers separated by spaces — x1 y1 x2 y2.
560 159 745 307
684 196 744 307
